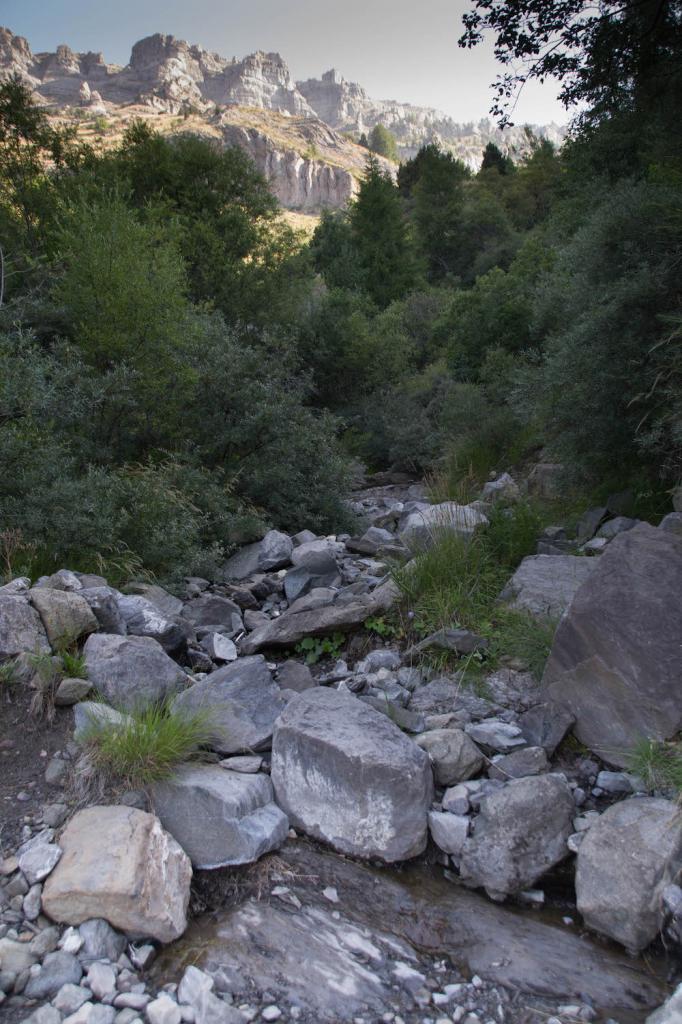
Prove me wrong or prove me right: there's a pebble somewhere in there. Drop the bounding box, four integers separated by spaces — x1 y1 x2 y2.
146 993 182 1024
23 884 43 921
87 961 117 1000
261 1009 282 1022
322 886 339 903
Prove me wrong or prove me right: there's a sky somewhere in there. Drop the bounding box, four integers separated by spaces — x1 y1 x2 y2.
0 0 567 126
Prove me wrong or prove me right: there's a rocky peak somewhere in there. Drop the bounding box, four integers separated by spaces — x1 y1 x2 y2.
0 26 34 74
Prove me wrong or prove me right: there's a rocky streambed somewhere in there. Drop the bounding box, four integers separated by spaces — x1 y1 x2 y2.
1 472 681 1024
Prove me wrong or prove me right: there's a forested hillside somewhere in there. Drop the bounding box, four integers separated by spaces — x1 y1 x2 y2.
0 0 680 586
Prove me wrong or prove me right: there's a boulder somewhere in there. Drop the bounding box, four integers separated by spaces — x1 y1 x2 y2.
74 700 129 741
488 746 549 781
290 539 340 567
409 678 463 716
29 589 98 647
0 593 49 660
459 775 574 900
647 984 682 1024
271 688 434 862
115 595 187 655
41 805 191 943
543 524 682 765
398 502 488 550
518 702 575 756
151 763 289 868
499 554 596 620
223 530 293 580
83 634 188 710
275 660 317 692
181 594 243 635
200 632 238 662
124 582 183 618
283 552 341 604
240 579 398 654
172 655 285 754
80 587 126 635
576 797 682 953
415 729 484 786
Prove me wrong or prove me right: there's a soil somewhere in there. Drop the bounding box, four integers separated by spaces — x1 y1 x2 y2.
0 684 75 855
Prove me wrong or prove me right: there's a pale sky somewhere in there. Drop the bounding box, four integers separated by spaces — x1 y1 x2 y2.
1 0 568 125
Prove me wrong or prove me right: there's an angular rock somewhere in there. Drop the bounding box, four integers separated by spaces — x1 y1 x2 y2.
124 582 183 618
275 660 316 692
459 775 575 899
499 555 596 620
283 552 341 604
518 702 575 756
78 918 127 961
543 525 682 765
488 746 549 781
409 678 463 716
465 720 526 754
18 841 62 884
406 628 488 659
29 588 98 647
271 688 434 862
480 473 520 505
576 797 682 953
80 586 126 635
172 655 285 754
73 700 128 740
240 579 398 654
200 632 238 662
41 805 191 943
597 515 640 539
115 595 187 655
0 593 50 660
55 677 92 706
0 936 37 972
428 811 470 858
23 950 82 999
83 634 188 710
415 729 484 786
258 530 294 571
151 763 289 868
182 594 244 634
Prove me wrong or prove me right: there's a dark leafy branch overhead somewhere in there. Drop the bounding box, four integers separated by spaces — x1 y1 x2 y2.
459 0 682 125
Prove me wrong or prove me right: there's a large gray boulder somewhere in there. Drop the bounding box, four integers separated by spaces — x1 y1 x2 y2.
83 634 188 710
543 524 682 765
0 593 50 660
459 774 575 900
499 554 596 620
29 589 98 648
576 797 682 953
240 580 398 655
223 530 293 580
647 984 682 1024
172 655 285 754
124 582 183 618
41 805 191 943
115 594 187 655
80 586 126 635
151 763 289 868
181 594 243 635
271 688 434 862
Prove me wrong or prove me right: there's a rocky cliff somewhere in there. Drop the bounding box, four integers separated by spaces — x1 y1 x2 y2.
298 68 565 169
0 26 564 207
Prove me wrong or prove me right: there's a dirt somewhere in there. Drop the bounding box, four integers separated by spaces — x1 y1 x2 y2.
0 684 75 855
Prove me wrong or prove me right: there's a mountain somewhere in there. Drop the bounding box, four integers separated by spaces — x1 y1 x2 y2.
0 27 565 211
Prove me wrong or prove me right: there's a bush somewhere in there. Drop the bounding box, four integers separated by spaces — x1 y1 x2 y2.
79 699 214 789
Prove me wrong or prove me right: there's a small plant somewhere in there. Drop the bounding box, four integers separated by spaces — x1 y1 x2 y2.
93 115 108 135
627 738 682 796
0 528 36 583
0 661 19 689
294 633 345 665
364 615 401 639
59 648 88 679
78 699 214 789
26 648 62 720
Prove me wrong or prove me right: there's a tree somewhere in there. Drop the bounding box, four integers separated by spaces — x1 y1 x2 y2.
368 124 400 162
459 0 682 126
480 141 514 175
350 155 422 307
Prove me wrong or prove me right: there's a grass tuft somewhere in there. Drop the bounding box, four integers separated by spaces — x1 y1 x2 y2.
394 502 555 681
78 699 214 789
627 738 682 796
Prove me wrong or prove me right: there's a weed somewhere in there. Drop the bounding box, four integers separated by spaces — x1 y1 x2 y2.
364 615 402 639
394 505 556 679
627 738 682 796
294 633 345 665
0 528 36 583
0 661 19 689
59 648 88 679
78 699 214 789
27 648 62 720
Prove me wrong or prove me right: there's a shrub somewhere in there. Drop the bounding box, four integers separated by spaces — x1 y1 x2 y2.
79 700 214 789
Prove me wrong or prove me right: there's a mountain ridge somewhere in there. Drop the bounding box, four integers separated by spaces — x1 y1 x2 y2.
0 26 565 210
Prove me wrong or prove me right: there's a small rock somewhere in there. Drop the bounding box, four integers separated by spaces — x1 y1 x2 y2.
87 961 117 1000
146 994 182 1024
42 804 69 828
464 721 526 754
261 1008 282 1022
24 950 83 1000
55 678 92 706
22 884 42 921
322 886 339 903
54 982 93 1014
18 844 62 885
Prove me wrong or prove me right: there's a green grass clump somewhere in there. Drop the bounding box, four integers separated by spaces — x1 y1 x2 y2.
79 700 214 789
0 661 19 688
627 738 682 795
394 503 556 680
59 649 88 679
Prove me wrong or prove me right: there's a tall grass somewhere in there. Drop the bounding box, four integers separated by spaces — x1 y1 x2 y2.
394 502 555 679
627 738 682 796
78 699 214 789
